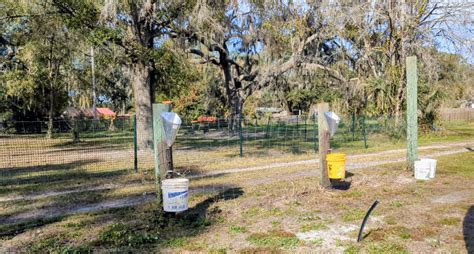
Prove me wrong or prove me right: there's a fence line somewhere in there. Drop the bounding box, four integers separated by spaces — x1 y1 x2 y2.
438 108 474 121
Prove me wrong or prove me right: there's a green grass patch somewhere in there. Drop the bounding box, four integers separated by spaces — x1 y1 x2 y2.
161 237 187 248
366 242 408 253
300 222 328 232
247 230 300 248
229 225 248 233
341 190 364 198
344 241 408 254
28 237 92 253
241 207 265 218
390 200 404 208
342 208 366 222
439 217 461 226
98 222 159 247
436 152 474 178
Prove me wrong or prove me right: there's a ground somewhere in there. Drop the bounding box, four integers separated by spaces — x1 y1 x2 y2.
0 121 473 253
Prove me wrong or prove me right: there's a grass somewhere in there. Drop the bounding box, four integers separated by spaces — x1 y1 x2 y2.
345 241 409 254
246 230 300 248
436 152 474 177
300 222 329 232
342 208 366 222
229 225 248 233
439 217 461 226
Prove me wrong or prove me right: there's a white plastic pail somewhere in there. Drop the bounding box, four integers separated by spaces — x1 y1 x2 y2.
414 160 431 180
424 159 437 178
161 178 189 212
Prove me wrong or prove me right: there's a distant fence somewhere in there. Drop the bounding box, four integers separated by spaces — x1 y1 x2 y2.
439 108 474 121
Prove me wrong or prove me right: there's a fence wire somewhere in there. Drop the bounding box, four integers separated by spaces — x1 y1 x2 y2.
0 114 406 227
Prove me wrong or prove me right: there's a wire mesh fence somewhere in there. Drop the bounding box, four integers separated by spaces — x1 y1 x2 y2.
0 113 406 220
0 114 402 178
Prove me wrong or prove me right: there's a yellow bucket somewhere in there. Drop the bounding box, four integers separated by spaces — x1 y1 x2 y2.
327 153 346 179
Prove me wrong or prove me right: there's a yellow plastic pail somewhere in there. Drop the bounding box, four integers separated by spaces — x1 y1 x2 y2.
327 153 346 179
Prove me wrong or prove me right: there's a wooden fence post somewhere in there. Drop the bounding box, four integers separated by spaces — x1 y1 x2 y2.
318 102 331 189
153 103 172 182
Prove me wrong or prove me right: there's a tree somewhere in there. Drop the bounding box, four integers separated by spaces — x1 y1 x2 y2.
305 0 474 121
49 0 193 149
172 1 346 130
0 0 73 136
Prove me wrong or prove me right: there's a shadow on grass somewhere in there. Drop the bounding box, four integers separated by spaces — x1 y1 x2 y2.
464 205 474 253
0 160 131 197
0 216 64 238
0 159 101 178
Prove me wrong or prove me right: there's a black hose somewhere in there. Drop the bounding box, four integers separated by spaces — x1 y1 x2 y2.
357 200 380 242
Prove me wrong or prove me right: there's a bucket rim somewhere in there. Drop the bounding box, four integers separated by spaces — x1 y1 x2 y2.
162 178 189 185
327 154 346 159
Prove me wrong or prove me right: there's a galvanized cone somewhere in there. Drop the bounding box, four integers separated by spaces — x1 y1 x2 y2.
325 112 340 137
161 112 182 147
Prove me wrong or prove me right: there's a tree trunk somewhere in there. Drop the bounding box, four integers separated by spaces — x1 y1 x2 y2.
47 87 54 139
221 59 245 133
131 60 153 150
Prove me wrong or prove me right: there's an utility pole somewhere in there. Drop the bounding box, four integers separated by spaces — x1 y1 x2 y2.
91 46 97 119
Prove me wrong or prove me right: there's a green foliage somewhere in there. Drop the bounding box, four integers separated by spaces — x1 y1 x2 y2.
154 44 200 100
98 222 159 247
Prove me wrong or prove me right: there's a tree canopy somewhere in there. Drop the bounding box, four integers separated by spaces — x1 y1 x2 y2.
1 0 473 140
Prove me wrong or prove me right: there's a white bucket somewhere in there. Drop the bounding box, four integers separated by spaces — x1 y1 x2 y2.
414 160 431 180
161 178 189 212
424 159 437 178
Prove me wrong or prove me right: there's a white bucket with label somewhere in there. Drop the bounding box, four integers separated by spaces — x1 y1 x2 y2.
424 159 437 178
161 178 189 212
414 160 431 180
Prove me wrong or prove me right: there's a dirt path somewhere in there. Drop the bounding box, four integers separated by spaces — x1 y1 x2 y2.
191 141 473 178
1 141 472 224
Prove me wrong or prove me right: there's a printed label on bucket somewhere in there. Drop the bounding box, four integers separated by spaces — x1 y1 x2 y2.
163 190 189 212
168 190 188 198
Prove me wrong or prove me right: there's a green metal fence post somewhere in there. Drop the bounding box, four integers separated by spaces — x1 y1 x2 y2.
133 115 138 173
254 118 257 143
352 112 356 141
304 116 307 141
406 56 418 170
362 114 368 149
265 115 271 138
239 114 243 157
313 114 317 152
